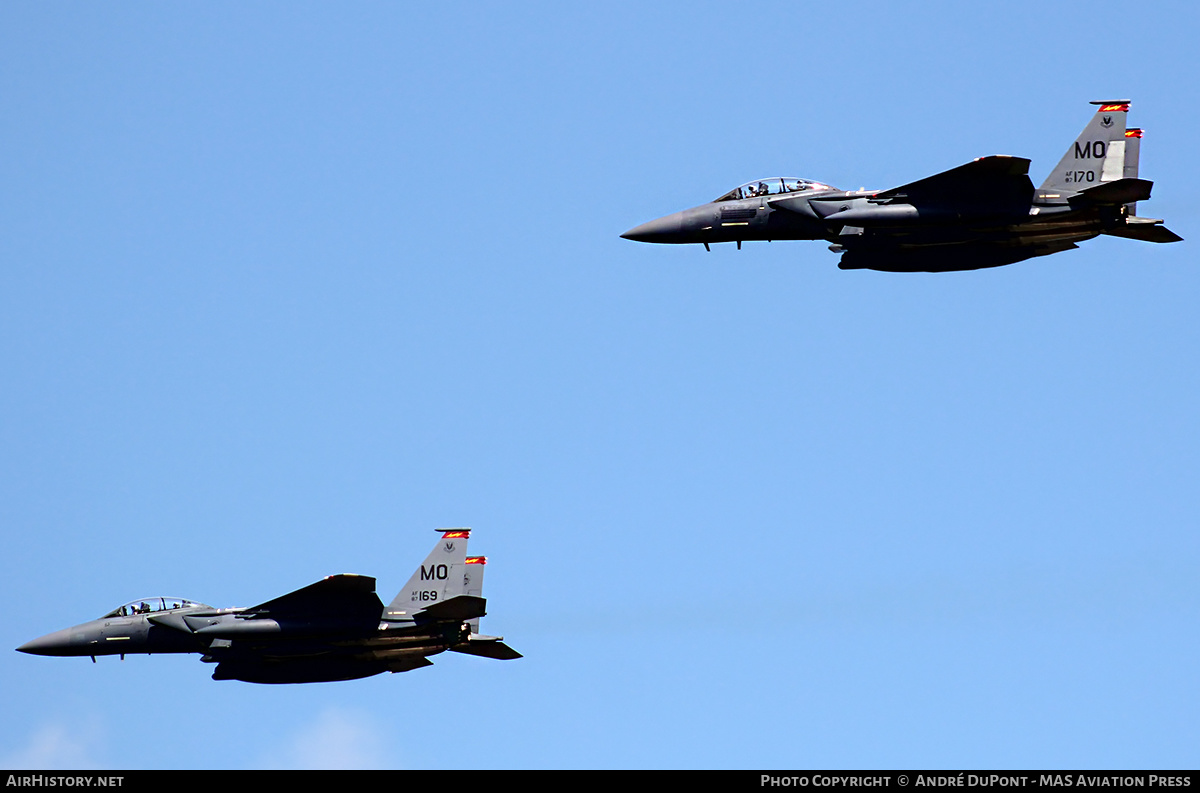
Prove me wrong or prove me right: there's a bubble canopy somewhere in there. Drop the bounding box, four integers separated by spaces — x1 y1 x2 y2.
714 177 836 202
102 597 209 618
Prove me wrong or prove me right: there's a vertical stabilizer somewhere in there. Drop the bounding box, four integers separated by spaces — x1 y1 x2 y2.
465 556 487 633
1040 101 1129 191
1124 127 1142 214
448 551 521 660
384 528 471 621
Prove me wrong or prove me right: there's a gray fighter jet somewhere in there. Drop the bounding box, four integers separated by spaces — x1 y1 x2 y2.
622 101 1181 271
16 529 520 683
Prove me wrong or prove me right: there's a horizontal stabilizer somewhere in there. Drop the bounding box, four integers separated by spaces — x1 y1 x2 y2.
1105 223 1183 243
452 636 523 660
414 594 487 623
1075 177 1153 206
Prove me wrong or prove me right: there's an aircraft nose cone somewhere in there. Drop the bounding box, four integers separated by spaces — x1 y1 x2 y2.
621 211 684 243
16 628 75 656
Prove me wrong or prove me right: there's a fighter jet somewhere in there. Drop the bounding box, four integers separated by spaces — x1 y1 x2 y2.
621 101 1181 272
16 528 520 684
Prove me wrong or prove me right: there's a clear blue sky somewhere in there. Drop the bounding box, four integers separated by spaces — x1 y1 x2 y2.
2 2 1197 770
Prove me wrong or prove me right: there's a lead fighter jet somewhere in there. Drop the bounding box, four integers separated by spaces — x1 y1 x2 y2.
622 101 1181 272
16 529 520 683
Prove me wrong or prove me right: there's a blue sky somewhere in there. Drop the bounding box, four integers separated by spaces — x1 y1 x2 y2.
2 2 1197 769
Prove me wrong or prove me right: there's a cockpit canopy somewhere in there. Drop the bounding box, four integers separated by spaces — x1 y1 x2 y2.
714 177 836 203
103 597 209 618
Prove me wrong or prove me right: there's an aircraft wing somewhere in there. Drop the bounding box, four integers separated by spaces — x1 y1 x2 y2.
244 574 384 620
873 155 1034 207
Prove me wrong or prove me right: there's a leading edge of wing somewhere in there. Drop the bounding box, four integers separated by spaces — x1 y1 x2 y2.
873 155 1033 204
245 574 383 618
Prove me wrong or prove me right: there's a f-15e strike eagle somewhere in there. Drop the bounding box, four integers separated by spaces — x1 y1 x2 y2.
622 101 1181 272
16 529 520 683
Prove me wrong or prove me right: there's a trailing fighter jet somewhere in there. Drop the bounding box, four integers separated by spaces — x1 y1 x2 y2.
16 528 520 684
621 101 1181 272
